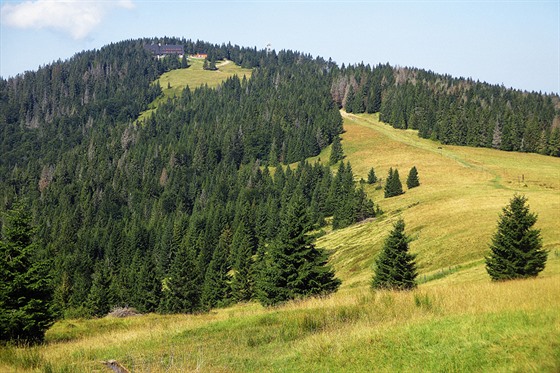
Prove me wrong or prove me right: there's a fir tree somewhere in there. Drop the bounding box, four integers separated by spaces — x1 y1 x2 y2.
354 186 376 222
329 135 344 165
406 166 420 189
159 242 200 314
256 190 340 306
332 162 356 229
486 195 547 281
230 222 255 302
372 219 417 290
0 201 55 343
367 167 377 184
201 227 233 309
87 260 113 317
384 168 404 198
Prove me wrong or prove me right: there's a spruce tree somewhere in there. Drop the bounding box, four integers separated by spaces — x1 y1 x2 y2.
329 135 344 165
372 219 417 290
87 260 113 317
354 186 376 222
201 227 233 309
256 190 340 306
486 195 547 281
367 167 377 184
384 168 404 198
0 201 55 343
230 222 255 302
332 162 356 229
159 242 200 314
406 166 420 189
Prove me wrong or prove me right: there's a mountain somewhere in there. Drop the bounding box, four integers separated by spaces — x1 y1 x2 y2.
1 38 558 371
0 38 558 317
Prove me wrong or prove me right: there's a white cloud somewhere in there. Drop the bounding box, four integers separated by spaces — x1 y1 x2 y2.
1 0 135 39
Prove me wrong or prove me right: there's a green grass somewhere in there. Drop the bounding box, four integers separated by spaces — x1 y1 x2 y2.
318 112 560 288
2 278 558 372
3 103 559 371
136 58 252 123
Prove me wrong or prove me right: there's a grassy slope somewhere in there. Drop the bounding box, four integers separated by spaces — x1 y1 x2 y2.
136 58 253 123
321 112 560 289
3 84 559 371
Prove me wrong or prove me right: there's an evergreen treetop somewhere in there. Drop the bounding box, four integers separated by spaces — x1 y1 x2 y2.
372 218 417 291
406 166 420 189
256 190 340 306
384 168 404 198
486 195 547 281
329 135 344 165
367 167 377 184
0 200 55 344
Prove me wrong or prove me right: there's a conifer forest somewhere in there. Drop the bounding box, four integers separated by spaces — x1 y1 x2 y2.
1 37 559 327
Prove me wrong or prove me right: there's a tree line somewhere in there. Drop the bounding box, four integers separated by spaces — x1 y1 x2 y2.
333 64 560 156
0 38 552 343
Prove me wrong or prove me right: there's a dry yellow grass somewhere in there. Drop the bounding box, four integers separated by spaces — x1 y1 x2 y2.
317 111 560 288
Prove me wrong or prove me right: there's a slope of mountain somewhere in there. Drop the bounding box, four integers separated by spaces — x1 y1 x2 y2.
2 109 558 372
0 38 559 371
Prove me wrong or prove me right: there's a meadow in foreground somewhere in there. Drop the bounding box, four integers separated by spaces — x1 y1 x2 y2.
2 64 558 372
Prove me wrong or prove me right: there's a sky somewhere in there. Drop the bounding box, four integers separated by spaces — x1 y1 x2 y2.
1 0 558 94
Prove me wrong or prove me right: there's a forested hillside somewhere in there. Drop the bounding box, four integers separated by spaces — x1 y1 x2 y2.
0 38 373 318
1 37 558 320
333 64 560 155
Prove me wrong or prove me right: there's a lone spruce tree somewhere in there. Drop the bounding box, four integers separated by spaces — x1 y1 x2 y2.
486 195 547 281
372 219 417 290
329 135 344 165
256 190 340 306
406 166 420 189
367 167 377 184
0 201 55 344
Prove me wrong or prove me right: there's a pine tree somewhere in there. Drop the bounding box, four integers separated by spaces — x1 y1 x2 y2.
0 201 55 343
159 241 200 314
345 85 356 113
354 186 375 222
406 166 420 189
256 190 340 306
367 167 377 184
332 162 356 229
384 168 404 198
329 135 344 165
486 195 547 281
87 260 113 317
201 227 233 309
230 222 255 302
372 219 417 290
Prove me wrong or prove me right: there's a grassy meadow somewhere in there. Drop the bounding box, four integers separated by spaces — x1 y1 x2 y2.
319 112 560 289
2 69 559 372
136 58 252 123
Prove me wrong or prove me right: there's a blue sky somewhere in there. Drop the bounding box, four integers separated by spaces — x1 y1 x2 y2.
1 0 558 94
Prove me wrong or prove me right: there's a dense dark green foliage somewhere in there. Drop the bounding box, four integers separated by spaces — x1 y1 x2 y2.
256 190 340 306
406 166 420 189
332 64 560 156
0 38 361 315
0 201 55 344
203 57 217 71
367 167 377 184
384 168 404 198
486 195 547 281
329 135 344 165
372 219 417 290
